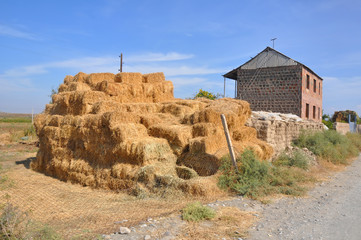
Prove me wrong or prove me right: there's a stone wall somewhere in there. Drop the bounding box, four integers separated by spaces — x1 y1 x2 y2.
334 122 361 135
237 65 302 116
246 111 324 157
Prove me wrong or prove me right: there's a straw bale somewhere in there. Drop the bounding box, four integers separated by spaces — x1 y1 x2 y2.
192 123 219 137
96 81 129 96
111 163 137 179
176 166 198 180
178 176 224 196
232 126 257 142
115 72 143 84
139 114 164 128
111 123 148 142
58 84 68 92
114 137 176 165
67 82 92 92
91 101 128 114
86 73 115 87
142 72 165 83
33 71 274 196
67 91 110 115
177 152 220 176
47 115 64 127
161 102 195 118
63 75 74 84
101 111 141 128
73 72 88 83
148 124 192 155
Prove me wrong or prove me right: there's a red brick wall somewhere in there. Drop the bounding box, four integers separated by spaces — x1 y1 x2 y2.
300 68 322 122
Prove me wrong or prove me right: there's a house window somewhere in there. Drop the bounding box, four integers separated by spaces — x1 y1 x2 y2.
313 106 316 119
306 103 309 119
306 75 310 89
318 107 320 120
313 79 316 92
319 82 321 95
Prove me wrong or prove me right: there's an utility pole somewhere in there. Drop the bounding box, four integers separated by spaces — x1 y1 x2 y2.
271 38 277 49
119 53 123 72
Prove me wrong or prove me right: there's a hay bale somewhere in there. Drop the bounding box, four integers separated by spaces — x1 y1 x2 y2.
63 75 74 84
176 166 198 179
73 72 88 83
232 126 257 142
148 124 192 155
142 72 165 83
86 73 115 87
115 72 143 84
32 71 273 197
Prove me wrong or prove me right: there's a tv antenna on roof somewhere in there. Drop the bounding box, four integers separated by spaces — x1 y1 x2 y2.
271 38 277 49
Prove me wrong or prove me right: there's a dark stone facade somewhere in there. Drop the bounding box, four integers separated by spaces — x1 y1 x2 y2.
237 65 302 116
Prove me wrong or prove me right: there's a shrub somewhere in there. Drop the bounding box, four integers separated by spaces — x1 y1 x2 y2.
293 130 359 164
0 203 30 239
0 203 61 240
23 125 36 137
273 150 310 170
218 150 311 199
181 202 215 222
194 89 218 100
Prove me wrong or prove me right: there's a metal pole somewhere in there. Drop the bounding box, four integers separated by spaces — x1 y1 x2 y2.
223 77 226 98
220 114 238 172
119 53 123 72
234 80 237 98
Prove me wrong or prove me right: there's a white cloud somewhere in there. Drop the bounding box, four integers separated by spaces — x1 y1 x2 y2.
0 24 38 40
126 52 194 62
126 64 225 76
168 77 208 86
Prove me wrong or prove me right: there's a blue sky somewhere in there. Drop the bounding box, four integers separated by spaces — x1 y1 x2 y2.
1 0 361 115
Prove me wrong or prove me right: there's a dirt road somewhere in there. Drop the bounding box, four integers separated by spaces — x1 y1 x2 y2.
248 154 361 240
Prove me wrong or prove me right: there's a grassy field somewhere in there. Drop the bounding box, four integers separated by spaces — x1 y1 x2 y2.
1 119 360 239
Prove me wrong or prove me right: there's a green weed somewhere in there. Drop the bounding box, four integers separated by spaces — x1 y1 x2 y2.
218 150 312 199
0 203 61 240
181 202 216 222
273 149 310 170
294 130 359 164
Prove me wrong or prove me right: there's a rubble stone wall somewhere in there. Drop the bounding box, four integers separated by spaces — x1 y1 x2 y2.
246 112 324 156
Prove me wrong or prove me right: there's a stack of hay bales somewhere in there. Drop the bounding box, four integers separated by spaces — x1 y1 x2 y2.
32 72 273 196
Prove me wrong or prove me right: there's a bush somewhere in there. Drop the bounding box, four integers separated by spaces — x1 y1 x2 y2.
181 202 215 222
23 125 36 137
0 203 30 239
273 150 310 170
294 130 359 164
218 150 311 199
194 89 219 100
322 119 333 129
0 203 61 240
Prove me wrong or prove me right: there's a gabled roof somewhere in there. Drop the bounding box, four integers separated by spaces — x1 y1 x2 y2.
223 47 322 80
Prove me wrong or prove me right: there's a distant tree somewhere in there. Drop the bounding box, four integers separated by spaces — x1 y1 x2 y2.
322 114 333 129
49 87 57 104
194 89 220 100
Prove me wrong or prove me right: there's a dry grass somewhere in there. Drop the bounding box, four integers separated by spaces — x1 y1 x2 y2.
178 207 257 239
0 139 226 239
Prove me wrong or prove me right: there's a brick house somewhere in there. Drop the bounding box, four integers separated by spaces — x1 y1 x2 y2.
223 47 323 122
